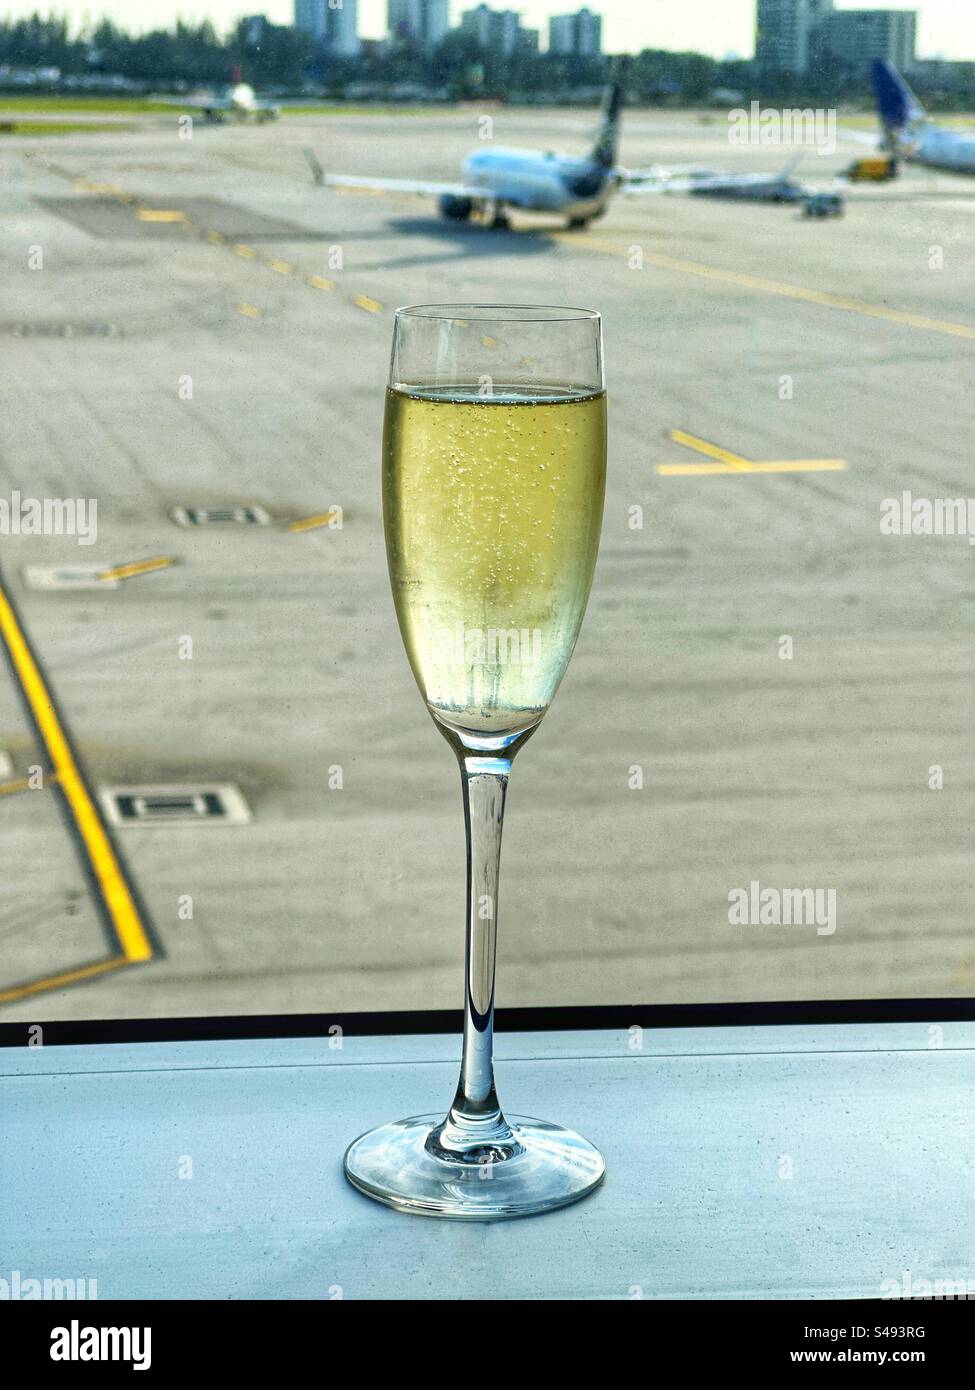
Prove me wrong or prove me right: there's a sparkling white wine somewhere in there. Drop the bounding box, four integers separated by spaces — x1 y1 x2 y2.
383 384 606 740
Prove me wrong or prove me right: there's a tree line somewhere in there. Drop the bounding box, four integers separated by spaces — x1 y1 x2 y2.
2 13 974 107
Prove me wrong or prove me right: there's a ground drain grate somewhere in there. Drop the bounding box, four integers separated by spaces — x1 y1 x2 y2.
99 784 252 826
171 506 272 527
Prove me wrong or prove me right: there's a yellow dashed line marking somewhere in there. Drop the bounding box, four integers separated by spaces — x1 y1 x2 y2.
98 556 174 583
555 231 975 341
137 209 186 223
657 429 847 476
288 510 340 534
65 167 379 325
74 180 126 196
0 578 153 967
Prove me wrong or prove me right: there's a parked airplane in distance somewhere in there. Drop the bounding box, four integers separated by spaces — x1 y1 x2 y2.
154 79 279 124
633 153 812 203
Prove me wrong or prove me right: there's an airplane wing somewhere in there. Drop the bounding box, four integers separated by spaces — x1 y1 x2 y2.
303 152 484 200
151 94 232 110
325 175 488 198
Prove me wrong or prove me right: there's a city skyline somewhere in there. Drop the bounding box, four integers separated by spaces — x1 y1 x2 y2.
3 0 974 62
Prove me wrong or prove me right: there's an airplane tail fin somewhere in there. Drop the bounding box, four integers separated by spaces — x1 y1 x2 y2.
778 153 801 178
588 72 624 168
872 60 926 149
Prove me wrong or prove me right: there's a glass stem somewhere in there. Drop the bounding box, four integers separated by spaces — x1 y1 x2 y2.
425 753 521 1163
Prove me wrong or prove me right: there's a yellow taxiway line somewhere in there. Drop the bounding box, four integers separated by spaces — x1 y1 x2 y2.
657 428 847 476
288 510 340 533
0 955 130 1007
0 577 153 969
98 555 174 583
0 771 58 798
555 232 975 342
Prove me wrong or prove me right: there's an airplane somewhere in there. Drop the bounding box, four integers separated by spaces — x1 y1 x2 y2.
153 77 279 124
305 82 629 228
634 152 813 203
870 60 975 175
304 84 821 228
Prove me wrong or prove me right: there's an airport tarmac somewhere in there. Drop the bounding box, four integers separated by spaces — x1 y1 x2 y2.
1 105 974 1023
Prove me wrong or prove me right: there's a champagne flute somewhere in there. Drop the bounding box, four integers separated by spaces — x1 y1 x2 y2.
344 304 607 1219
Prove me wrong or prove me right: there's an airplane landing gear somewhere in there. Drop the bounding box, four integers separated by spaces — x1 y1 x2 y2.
489 201 511 230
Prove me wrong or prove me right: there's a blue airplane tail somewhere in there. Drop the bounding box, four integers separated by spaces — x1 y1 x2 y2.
871 59 925 141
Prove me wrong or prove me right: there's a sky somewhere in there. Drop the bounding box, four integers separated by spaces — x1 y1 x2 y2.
6 1 974 62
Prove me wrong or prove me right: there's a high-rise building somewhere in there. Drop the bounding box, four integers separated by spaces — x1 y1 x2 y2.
295 0 328 42
755 0 833 74
329 0 361 56
548 7 602 58
548 15 575 55
388 0 421 42
459 5 522 58
816 9 916 75
389 0 450 51
295 0 360 56
423 0 450 50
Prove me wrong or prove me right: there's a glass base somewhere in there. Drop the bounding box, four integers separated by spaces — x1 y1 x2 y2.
344 1113 605 1220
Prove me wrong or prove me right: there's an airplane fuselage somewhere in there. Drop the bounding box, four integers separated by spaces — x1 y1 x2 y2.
907 125 975 174
461 146 614 220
